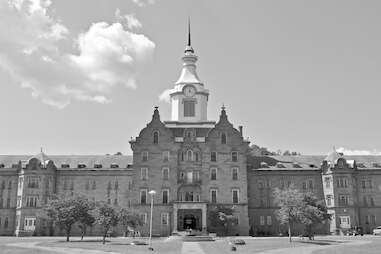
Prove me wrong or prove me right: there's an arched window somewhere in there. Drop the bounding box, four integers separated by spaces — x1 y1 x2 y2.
221 133 227 144
187 150 193 161
195 152 199 161
181 152 184 161
153 131 159 144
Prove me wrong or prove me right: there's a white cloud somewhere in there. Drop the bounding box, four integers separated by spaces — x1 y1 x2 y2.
0 0 155 109
158 88 172 103
132 0 156 7
336 147 381 156
115 9 142 30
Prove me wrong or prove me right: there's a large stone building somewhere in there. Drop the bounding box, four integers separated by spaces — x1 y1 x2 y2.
1 29 381 237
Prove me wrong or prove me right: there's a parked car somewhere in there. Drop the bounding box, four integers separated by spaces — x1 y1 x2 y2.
373 226 381 235
347 226 363 236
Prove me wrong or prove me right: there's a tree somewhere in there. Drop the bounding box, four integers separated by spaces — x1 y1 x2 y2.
273 186 304 242
96 203 119 244
283 150 291 156
76 198 96 240
114 152 123 155
118 208 143 237
44 196 86 242
208 205 237 236
299 194 331 240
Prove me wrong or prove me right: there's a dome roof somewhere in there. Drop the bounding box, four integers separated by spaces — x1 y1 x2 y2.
325 148 342 164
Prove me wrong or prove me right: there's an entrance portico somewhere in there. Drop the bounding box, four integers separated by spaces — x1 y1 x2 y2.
173 202 207 232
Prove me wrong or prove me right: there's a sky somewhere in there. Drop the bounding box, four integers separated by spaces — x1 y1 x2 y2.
1 0 381 156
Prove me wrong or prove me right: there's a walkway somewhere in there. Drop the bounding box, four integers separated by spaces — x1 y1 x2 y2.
181 242 206 254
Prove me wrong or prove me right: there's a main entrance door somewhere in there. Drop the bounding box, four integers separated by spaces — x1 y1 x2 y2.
177 209 202 231
183 214 196 230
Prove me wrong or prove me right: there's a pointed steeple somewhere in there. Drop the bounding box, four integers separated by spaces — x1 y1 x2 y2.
187 16 191 47
152 106 160 121
176 18 201 85
220 105 228 121
184 17 194 53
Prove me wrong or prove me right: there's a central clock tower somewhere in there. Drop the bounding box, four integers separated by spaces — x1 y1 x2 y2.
164 22 212 127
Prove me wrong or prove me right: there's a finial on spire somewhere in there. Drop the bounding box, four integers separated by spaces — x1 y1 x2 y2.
222 103 225 111
40 147 43 153
184 17 194 53
188 16 191 46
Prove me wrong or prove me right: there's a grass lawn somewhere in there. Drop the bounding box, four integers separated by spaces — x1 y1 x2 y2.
39 237 183 254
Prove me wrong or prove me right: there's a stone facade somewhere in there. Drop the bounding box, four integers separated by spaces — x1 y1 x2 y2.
1 30 381 237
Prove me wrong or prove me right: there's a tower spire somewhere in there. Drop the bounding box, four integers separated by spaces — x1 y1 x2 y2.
185 17 194 53
188 16 191 46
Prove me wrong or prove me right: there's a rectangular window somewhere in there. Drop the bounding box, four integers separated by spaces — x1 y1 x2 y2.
140 213 147 225
326 195 333 206
210 168 217 181
140 189 147 204
231 152 238 162
162 168 169 180
232 167 239 180
6 198 10 208
368 180 373 189
184 100 195 117
260 216 265 226
141 168 148 180
141 151 148 162
362 180 366 189
162 189 169 204
339 216 350 228
302 182 307 190
163 151 170 162
210 189 217 203
309 180 313 189
26 196 38 207
232 189 239 204
325 177 331 188
339 195 349 206
266 216 272 225
27 176 39 188
17 196 21 208
161 213 169 225
211 152 217 162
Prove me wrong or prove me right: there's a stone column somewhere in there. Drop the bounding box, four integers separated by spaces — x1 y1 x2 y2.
173 205 178 232
202 205 207 231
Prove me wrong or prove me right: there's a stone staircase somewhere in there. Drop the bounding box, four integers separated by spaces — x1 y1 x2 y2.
172 230 215 242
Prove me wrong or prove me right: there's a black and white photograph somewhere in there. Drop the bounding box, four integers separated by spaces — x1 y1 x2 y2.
1 0 381 253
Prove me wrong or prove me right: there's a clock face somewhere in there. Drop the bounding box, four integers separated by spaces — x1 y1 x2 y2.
184 86 196 97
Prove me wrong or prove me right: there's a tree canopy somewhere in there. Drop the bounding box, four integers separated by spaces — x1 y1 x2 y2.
273 186 330 242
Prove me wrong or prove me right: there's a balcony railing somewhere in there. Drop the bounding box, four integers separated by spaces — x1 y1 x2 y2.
177 178 202 185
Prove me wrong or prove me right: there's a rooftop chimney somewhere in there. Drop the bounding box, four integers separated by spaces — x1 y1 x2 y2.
239 126 243 136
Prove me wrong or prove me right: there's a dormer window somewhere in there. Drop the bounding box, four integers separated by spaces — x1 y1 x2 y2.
153 131 159 144
94 164 102 169
110 163 119 168
357 163 366 168
260 162 269 168
276 163 286 168
61 164 70 168
78 164 86 169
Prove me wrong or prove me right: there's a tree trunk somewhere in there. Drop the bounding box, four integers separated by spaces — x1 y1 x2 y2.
103 232 107 244
66 228 71 242
288 223 292 243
